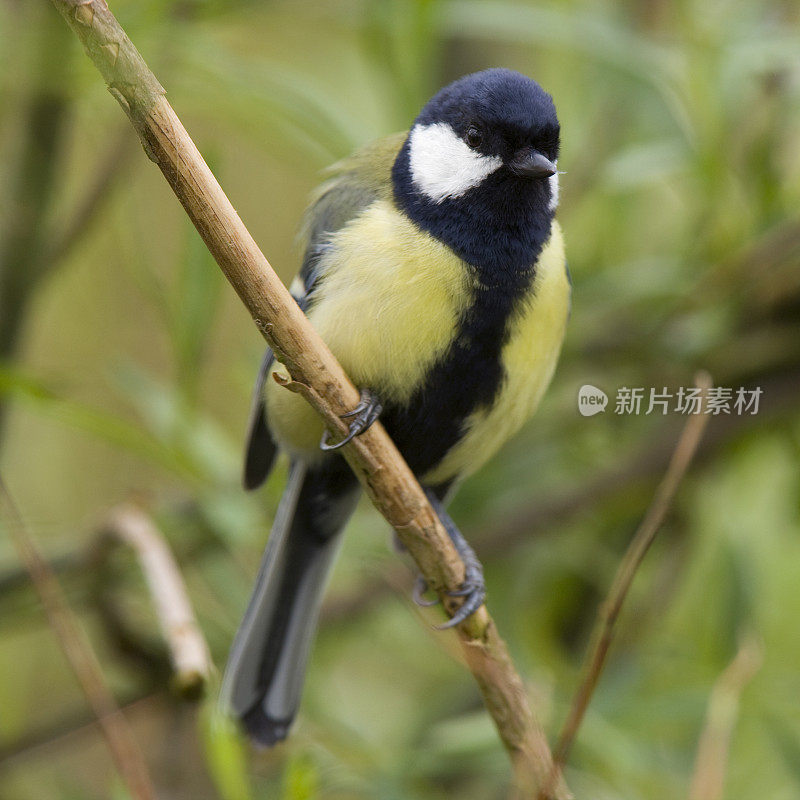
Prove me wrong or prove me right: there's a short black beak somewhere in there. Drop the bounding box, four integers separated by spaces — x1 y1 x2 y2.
509 149 557 178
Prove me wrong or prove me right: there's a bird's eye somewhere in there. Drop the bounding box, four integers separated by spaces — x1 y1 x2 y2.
465 126 483 148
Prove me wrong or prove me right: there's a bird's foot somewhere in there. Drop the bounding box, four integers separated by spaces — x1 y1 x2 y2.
320 389 382 451
435 547 485 630
412 575 440 607
412 564 486 628
416 489 487 629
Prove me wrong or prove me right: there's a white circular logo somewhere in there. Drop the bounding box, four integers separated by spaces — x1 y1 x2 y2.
578 384 608 416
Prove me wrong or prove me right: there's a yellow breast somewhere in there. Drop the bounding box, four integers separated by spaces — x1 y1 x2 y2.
265 199 474 458
423 221 569 484
266 205 569 475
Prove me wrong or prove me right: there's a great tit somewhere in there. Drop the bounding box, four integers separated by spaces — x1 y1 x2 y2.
222 68 570 746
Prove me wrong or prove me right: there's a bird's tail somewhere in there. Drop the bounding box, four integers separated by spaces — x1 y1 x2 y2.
221 459 360 745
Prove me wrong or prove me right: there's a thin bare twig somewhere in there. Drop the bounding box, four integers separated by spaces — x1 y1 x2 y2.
688 632 762 800
0 688 160 765
538 372 713 797
102 503 213 697
48 2 568 795
0 476 156 800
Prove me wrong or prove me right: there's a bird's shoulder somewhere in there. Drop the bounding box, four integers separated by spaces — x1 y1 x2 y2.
298 132 406 271
320 131 407 194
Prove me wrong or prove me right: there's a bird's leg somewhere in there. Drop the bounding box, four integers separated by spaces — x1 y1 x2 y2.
412 489 486 629
320 389 383 451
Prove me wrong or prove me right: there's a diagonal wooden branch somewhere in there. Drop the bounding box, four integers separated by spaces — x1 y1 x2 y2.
48 1 569 796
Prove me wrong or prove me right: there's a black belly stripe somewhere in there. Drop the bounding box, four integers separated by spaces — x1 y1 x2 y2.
387 139 556 479
380 267 535 478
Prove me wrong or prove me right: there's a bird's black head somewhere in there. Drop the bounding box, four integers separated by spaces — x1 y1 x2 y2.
392 68 560 276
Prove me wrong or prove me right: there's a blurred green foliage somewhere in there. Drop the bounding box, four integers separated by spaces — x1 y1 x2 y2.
1 0 799 798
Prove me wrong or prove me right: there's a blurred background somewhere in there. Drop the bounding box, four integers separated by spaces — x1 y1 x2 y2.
1 0 799 798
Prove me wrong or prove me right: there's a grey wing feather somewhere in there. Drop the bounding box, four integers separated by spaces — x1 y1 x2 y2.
242 346 278 490
242 132 406 489
242 281 316 491
297 132 406 296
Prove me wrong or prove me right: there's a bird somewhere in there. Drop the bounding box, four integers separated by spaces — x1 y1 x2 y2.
221 68 570 747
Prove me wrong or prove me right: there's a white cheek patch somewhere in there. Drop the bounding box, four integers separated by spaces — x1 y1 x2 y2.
408 122 503 204
548 167 559 212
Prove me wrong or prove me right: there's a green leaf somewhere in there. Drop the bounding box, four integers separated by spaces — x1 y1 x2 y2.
602 139 688 190
200 704 254 800
765 714 800 787
438 2 682 86
282 752 319 800
112 362 239 483
175 35 359 164
170 213 224 404
0 364 199 479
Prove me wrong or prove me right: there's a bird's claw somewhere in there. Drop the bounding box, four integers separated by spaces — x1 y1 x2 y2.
320 389 382 452
414 487 487 630
435 561 486 630
412 563 485 628
412 576 440 607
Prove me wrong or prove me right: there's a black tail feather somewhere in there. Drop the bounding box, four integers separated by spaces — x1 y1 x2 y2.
222 458 359 744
